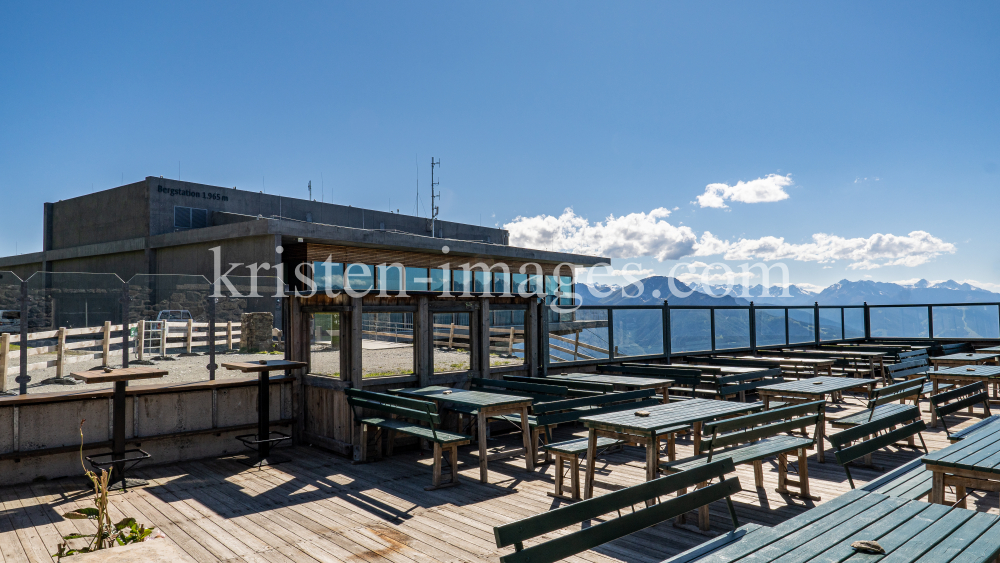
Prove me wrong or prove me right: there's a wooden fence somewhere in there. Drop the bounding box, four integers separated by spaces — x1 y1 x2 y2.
360 323 524 354
548 331 610 362
0 321 249 392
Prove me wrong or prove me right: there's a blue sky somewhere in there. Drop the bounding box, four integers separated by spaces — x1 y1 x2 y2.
1 2 998 292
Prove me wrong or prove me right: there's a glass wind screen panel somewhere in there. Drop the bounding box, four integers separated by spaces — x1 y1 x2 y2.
0 272 21 335
844 308 865 339
818 308 843 341
314 262 344 291
344 264 375 290
310 313 341 377
755 308 787 346
869 307 929 338
931 305 1000 339
612 309 663 357
405 267 429 292
670 309 712 353
715 309 750 350
453 270 473 294
490 308 526 364
512 274 528 296
433 312 472 372
787 308 815 343
545 276 558 296
493 272 511 295
362 312 414 377
430 269 450 292
551 308 609 362
474 271 490 294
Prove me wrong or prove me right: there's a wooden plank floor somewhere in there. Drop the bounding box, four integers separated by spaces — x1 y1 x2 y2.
2 396 998 563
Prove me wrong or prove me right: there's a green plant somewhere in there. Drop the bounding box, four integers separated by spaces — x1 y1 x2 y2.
53 421 155 560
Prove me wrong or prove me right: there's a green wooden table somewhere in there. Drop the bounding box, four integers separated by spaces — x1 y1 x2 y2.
579 398 763 500
733 355 835 378
975 346 1000 354
923 422 1000 507
931 352 1000 370
664 489 1000 563
928 365 1000 426
546 372 673 402
757 376 876 462
766 348 887 379
392 386 534 483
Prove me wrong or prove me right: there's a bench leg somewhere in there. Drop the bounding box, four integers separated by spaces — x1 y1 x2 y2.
554 455 565 497
449 445 460 486
478 412 489 483
697 481 710 531
956 484 968 509
775 449 821 501
432 442 442 488
424 442 461 491
359 424 369 463
777 452 787 493
753 460 764 488
386 429 395 456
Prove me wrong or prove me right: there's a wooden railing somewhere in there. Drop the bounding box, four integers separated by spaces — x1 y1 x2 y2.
548 331 610 362
133 320 242 361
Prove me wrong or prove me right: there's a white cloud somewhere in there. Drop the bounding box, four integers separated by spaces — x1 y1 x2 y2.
578 266 655 278
675 270 756 285
506 207 956 269
505 207 697 261
706 231 956 270
790 282 825 293
695 174 793 208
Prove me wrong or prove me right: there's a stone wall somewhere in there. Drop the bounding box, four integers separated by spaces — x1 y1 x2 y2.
241 312 274 352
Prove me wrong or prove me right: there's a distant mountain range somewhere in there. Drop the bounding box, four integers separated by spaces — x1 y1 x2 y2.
577 277 1000 306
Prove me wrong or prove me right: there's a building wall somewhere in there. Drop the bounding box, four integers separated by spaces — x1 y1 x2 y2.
147 177 508 243
3 262 42 281
153 235 277 280
48 182 149 250
50 250 147 281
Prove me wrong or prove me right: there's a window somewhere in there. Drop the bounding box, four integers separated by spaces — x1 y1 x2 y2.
314 262 344 291
174 206 208 230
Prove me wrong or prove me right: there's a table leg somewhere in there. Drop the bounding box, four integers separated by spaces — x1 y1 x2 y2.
816 407 826 463
111 380 127 488
478 409 489 483
931 379 940 427
692 421 703 455
259 370 270 459
520 406 534 472
584 428 597 499
645 437 658 507
931 471 945 504
662 386 669 404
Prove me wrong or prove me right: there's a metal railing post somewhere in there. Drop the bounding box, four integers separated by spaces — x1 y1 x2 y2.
710 308 716 352
928 305 934 339
662 299 671 364
814 302 821 346
121 281 130 369
784 307 790 345
607 307 615 360
749 301 757 355
208 296 217 380
864 302 871 340
18 280 28 395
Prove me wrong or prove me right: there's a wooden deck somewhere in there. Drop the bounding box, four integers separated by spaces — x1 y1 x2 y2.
2 397 998 563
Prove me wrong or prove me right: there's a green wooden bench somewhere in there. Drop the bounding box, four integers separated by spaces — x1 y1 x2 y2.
832 376 927 434
828 404 929 498
503 375 614 394
930 381 1000 442
884 356 951 396
712 369 784 402
660 401 825 515
493 459 744 563
939 342 975 355
596 363 703 397
345 388 472 490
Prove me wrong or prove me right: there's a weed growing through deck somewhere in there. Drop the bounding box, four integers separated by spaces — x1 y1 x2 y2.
53 420 155 560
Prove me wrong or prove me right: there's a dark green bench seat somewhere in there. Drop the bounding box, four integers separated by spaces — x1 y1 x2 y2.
660 401 825 515
951 415 1000 441
832 377 928 432
859 457 932 500
494 459 743 563
346 388 472 490
829 404 929 498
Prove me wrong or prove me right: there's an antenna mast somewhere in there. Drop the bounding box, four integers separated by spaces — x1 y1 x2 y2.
308 180 312 201
430 157 440 237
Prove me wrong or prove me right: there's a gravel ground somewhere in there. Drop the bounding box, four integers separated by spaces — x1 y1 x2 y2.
5 343 522 395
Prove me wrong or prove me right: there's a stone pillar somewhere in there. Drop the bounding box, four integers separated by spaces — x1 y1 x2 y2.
240 312 274 352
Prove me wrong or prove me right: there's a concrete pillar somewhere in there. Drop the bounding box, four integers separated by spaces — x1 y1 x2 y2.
416 296 432 386
479 298 491 379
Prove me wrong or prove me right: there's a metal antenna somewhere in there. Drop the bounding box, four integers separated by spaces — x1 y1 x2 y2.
308 180 312 201
430 158 440 237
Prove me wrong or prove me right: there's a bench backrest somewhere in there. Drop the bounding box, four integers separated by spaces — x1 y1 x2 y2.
493 459 741 563
897 349 930 363
471 378 569 400
702 357 783 369
503 375 613 394
714 368 783 400
595 364 702 389
885 358 930 382
939 342 974 355
534 389 660 432
930 382 993 439
828 404 927 488
700 401 825 458
866 376 927 417
345 388 442 439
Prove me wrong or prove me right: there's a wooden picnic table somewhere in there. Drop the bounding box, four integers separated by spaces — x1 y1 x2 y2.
666 489 1000 563
730 355 835 378
673 363 775 376
931 352 1000 370
924 422 1000 507
927 365 1000 426
975 345 1000 354
70 366 167 490
579 398 763 499
756 376 877 463
774 348 886 379
546 372 673 402
392 386 534 483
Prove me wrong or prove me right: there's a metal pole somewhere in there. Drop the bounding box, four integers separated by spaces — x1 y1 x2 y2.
814 302 821 347
540 298 549 376
607 308 615 360
121 282 130 369
749 302 757 355
927 305 934 339
709 308 716 352
662 300 671 364
864 302 871 340
784 307 790 345
18 281 28 395
208 297 217 380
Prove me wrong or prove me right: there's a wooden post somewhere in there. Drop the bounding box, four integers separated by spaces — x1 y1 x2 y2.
349 297 364 461
448 322 455 350
0 332 9 393
508 326 516 355
185 318 193 353
479 298 491 379
136 320 144 361
159 321 168 358
573 330 580 360
102 321 111 367
416 296 431 386
525 301 538 376
56 326 66 378
227 321 234 350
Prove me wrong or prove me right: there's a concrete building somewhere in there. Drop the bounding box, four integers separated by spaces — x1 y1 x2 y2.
0 177 603 296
